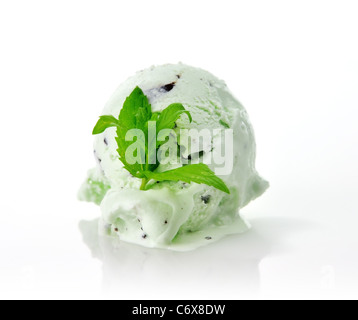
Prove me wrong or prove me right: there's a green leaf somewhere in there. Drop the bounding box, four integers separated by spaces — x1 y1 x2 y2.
116 87 152 177
143 163 230 194
92 115 119 135
118 87 152 129
150 112 161 122
156 103 192 133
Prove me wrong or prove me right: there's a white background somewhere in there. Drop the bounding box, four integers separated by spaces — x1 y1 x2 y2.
0 0 357 300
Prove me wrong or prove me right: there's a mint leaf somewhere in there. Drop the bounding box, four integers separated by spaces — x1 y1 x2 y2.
150 112 161 122
157 103 192 133
92 115 119 135
143 164 230 194
156 103 192 149
116 87 152 178
118 87 152 130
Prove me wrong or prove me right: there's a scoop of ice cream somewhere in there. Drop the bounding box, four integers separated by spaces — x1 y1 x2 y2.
79 63 268 251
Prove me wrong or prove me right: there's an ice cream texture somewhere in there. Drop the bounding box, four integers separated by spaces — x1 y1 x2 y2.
79 63 268 251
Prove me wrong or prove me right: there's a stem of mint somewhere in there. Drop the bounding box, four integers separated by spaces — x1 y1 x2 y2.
140 178 149 191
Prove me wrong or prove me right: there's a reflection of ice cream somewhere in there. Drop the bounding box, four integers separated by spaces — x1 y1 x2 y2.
79 219 268 298
79 63 268 251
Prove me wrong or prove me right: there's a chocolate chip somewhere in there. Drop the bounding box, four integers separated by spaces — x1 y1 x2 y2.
161 82 175 92
94 150 102 163
176 75 181 79
205 236 212 240
164 220 168 225
201 195 211 204
114 228 118 232
142 234 147 239
186 151 204 162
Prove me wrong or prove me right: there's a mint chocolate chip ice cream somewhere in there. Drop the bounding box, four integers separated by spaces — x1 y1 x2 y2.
79 63 268 251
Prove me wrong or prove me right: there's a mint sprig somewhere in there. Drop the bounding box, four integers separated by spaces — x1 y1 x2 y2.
93 87 230 194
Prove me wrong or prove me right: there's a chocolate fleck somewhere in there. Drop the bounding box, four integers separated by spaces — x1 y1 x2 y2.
142 234 147 239
94 150 102 163
114 228 118 232
104 138 108 146
201 195 211 204
205 236 212 240
161 82 175 92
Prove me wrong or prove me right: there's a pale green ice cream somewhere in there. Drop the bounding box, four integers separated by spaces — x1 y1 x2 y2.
79 63 268 251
